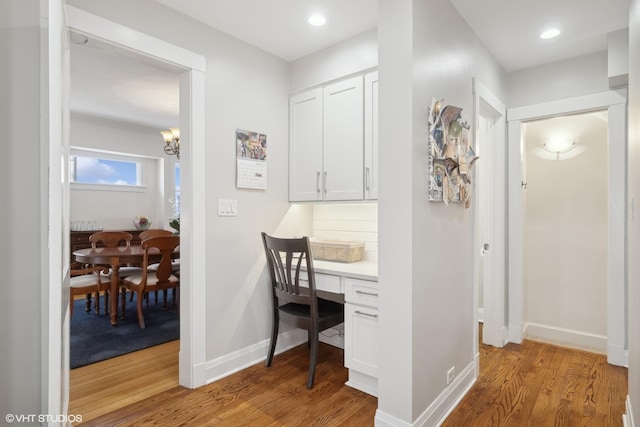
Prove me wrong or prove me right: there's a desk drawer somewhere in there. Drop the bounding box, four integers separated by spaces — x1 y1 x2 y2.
345 278 378 308
297 272 342 294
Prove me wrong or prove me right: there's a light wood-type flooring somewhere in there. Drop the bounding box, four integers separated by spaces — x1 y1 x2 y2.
70 332 627 426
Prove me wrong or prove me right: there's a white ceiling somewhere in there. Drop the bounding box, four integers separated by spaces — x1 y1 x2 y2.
70 0 630 129
450 0 630 72
154 0 378 62
70 35 181 129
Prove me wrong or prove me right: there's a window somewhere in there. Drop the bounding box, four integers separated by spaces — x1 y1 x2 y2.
70 149 143 188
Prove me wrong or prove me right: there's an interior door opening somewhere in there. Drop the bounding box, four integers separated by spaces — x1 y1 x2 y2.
521 111 609 354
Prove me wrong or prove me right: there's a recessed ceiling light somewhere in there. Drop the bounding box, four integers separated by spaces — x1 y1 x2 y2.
540 28 561 40
308 14 327 27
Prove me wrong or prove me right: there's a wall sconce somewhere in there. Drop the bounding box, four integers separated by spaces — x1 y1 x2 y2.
543 137 575 160
161 127 180 159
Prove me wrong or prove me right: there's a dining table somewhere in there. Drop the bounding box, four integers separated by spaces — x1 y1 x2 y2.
73 245 179 326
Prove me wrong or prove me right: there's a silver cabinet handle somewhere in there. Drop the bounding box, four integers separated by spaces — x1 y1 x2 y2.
365 167 371 191
316 172 321 193
355 290 378 297
323 171 328 194
355 310 378 318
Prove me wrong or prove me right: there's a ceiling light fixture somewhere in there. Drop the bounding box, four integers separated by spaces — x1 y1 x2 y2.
540 28 561 40
308 14 327 27
543 137 575 159
160 127 180 159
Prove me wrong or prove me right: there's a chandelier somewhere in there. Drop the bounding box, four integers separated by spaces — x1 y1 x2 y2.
160 127 180 159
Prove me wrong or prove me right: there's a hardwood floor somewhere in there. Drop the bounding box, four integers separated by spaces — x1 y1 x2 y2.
442 339 628 427
70 341 377 426
70 332 628 426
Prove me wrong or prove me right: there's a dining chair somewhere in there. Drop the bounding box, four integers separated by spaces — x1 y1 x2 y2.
69 263 110 319
89 231 143 278
120 235 180 328
139 229 180 305
261 232 344 389
139 229 173 240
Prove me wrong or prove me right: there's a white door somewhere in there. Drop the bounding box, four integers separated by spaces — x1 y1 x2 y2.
289 88 323 201
473 79 507 350
477 114 492 324
323 76 364 201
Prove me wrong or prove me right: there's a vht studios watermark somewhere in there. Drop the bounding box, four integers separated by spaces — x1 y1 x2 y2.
5 413 83 423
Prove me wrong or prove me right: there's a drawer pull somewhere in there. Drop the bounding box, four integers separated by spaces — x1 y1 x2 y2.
355 310 378 318
355 290 378 297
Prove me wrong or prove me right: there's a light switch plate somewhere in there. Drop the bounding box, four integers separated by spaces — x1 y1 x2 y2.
218 199 238 216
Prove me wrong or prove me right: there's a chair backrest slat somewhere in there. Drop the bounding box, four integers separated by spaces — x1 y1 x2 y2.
261 232 316 305
89 231 133 249
142 236 180 288
139 229 173 241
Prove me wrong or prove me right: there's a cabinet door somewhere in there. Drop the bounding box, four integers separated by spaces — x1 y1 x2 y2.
322 76 364 201
345 303 378 378
289 88 323 201
364 71 379 200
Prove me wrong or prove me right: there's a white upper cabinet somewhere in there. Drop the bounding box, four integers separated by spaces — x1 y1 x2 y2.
289 88 323 201
289 75 369 202
364 71 379 200
322 76 364 201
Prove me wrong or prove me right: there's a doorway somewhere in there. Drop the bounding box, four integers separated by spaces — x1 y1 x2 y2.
521 111 609 352
58 5 208 408
507 90 627 366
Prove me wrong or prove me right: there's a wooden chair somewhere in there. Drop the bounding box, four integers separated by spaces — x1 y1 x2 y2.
120 236 180 328
140 229 179 305
89 231 143 278
139 229 173 240
69 263 109 319
261 232 344 389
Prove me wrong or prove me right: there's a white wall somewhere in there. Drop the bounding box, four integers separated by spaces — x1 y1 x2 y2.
70 115 169 230
627 0 640 423
0 0 45 419
377 0 507 423
289 29 378 92
65 0 303 362
508 51 610 107
523 113 608 353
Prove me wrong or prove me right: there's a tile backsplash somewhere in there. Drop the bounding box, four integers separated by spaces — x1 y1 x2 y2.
312 203 378 261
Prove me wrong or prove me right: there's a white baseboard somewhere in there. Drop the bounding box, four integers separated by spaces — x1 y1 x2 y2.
374 360 476 427
477 307 484 323
508 322 523 344
204 329 306 384
523 322 607 354
374 410 412 427
608 342 629 367
624 395 636 427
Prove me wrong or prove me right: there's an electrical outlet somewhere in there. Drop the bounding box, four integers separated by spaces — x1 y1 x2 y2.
447 367 456 385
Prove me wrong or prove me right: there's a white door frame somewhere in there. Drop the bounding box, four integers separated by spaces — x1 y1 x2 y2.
507 90 628 366
472 79 507 358
45 0 69 418
62 6 208 387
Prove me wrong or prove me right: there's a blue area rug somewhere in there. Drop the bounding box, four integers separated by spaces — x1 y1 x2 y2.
70 296 179 369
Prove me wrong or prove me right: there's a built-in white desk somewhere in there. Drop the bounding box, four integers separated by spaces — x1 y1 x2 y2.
303 259 379 397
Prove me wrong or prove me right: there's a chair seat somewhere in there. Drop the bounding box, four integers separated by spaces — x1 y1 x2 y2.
280 299 343 320
70 274 104 288
105 266 144 278
148 260 180 272
123 272 179 287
